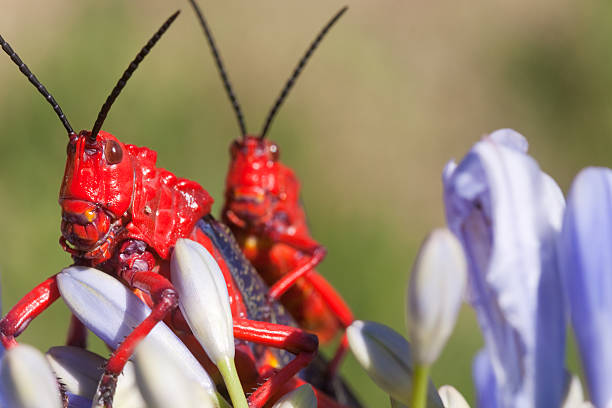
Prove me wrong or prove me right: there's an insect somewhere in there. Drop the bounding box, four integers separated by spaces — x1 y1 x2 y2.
0 11 345 408
188 0 355 376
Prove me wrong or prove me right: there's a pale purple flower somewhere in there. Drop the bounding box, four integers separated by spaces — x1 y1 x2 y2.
472 349 498 408
559 167 612 407
443 129 566 407
66 393 92 408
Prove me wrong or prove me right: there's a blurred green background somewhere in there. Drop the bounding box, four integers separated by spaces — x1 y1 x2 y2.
0 0 608 405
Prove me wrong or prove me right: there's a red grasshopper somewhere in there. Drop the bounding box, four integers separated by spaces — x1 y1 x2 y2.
0 11 351 408
188 0 355 376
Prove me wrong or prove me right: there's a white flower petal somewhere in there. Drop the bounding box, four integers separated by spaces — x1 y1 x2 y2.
134 340 216 408
46 346 147 408
562 375 585 408
0 344 62 408
407 228 467 365
114 362 147 408
272 384 317 408
56 266 216 398
46 346 103 398
438 385 470 408
46 346 146 408
171 239 234 364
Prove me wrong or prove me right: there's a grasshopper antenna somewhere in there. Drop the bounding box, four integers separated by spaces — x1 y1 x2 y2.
260 6 348 139
89 10 181 143
0 35 74 135
188 0 247 138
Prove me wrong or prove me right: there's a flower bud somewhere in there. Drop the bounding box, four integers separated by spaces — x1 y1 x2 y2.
46 346 104 399
133 340 216 408
562 375 584 408
0 344 62 408
347 320 443 407
171 239 247 408
406 228 466 365
171 239 234 365
272 384 317 408
438 385 470 408
561 374 596 408
45 346 145 408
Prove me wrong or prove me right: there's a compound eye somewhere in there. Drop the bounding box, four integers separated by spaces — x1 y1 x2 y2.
269 143 279 161
104 140 123 164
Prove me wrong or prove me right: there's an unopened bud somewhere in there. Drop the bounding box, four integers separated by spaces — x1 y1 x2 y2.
46 346 145 408
0 344 62 408
407 228 467 365
171 239 234 364
438 385 470 408
272 384 317 408
347 320 443 407
171 239 247 408
134 340 216 408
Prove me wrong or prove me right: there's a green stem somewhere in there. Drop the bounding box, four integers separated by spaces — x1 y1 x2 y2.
411 363 430 408
217 356 248 408
214 392 233 408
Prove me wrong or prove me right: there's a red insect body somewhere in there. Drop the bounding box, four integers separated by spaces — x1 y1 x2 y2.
187 0 354 374
0 13 354 408
223 136 352 341
223 136 354 373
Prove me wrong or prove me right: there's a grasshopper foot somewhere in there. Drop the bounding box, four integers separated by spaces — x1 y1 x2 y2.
93 372 118 408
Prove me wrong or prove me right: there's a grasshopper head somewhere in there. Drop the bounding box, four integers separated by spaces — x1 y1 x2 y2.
224 135 282 226
58 130 133 253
